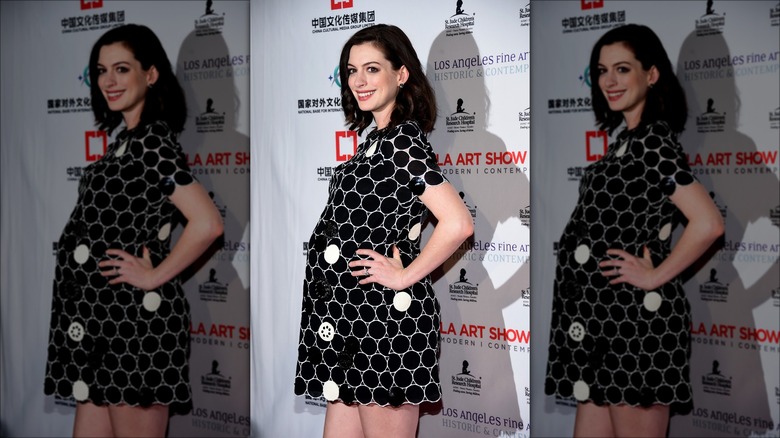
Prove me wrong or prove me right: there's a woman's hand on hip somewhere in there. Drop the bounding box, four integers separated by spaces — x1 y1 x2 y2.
599 246 660 291
349 245 410 291
99 247 160 291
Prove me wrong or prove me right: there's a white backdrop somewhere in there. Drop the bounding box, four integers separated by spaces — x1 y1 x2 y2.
250 0 530 436
530 1 780 437
0 1 250 437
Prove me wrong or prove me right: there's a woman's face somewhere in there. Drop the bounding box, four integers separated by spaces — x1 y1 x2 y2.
597 42 657 129
347 43 408 129
96 42 157 129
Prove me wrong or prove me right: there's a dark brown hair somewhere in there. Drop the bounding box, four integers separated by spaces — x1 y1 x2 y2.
89 24 187 135
339 24 437 134
589 24 687 134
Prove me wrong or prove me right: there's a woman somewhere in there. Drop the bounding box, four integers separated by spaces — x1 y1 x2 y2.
544 24 724 437
294 24 473 437
44 24 223 437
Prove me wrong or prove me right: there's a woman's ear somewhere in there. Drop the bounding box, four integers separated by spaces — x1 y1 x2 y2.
648 65 659 87
398 65 409 86
146 65 160 87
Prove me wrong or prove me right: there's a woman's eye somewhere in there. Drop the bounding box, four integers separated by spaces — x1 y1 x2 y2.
117 66 129 73
347 68 356 75
367 66 379 73
597 67 607 75
96 67 106 75
617 66 630 73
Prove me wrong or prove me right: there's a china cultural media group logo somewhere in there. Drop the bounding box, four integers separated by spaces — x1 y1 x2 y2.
335 130 358 161
585 130 608 162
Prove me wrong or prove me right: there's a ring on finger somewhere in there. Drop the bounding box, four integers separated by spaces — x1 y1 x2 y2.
364 268 369 276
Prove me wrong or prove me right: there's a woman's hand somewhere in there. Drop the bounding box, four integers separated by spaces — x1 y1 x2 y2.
99 247 160 291
599 246 659 291
349 245 409 291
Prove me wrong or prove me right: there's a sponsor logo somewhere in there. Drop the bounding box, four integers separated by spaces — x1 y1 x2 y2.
446 98 476 134
695 1 726 37
85 130 107 162
701 360 732 396
80 0 102 10
61 8 124 34
444 0 475 37
690 407 769 435
586 130 607 161
440 320 530 353
686 150 779 177
180 54 250 82
194 0 225 36
311 7 375 34
452 239 530 265
771 286 779 308
195 98 226 133
696 98 726 133
436 149 529 176
297 96 342 114
441 407 525 436
199 268 229 303
579 65 591 87
699 268 729 302
682 51 780 81
518 107 530 129
561 8 625 34
331 0 353 10
330 66 341 88
448 269 480 302
186 150 250 176
450 360 482 396
48 97 91 114
710 239 780 265
770 107 780 129
79 65 90 87
520 288 530 308
690 321 780 351
581 0 604 10
548 96 592 114
190 321 250 349
200 360 231 396
431 51 529 81
191 406 250 435
519 3 530 26
519 205 530 227
772 2 780 26
771 205 780 227
54 394 77 408
525 386 531 405
335 130 358 161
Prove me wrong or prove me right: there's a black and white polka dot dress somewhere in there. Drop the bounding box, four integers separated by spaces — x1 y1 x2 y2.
545 121 696 413
295 120 446 407
44 120 195 411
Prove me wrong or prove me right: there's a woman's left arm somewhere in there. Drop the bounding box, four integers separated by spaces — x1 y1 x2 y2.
350 182 474 290
601 181 724 290
100 182 224 290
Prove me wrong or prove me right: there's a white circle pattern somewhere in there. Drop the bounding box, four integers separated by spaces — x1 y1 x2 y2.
296 121 447 407
545 121 696 411
45 121 196 408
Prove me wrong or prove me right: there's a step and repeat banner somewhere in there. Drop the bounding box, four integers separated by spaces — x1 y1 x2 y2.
530 1 779 437
0 1 250 437
250 0 529 436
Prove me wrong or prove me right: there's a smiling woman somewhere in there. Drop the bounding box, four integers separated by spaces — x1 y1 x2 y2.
44 24 223 438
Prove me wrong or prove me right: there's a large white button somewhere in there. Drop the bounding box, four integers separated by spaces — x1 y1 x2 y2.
393 292 412 312
318 322 335 342
73 245 90 264
158 223 171 241
324 245 340 264
72 380 89 401
658 223 672 241
643 292 662 312
143 292 162 312
568 321 585 342
68 322 85 342
573 380 590 401
323 380 340 401
408 223 421 241
574 245 590 264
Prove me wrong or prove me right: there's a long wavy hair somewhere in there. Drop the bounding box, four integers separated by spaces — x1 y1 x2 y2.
339 24 437 134
89 24 186 135
589 24 687 134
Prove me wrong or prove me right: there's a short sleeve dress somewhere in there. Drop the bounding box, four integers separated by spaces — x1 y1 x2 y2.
544 121 696 414
44 120 196 412
294 120 447 407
